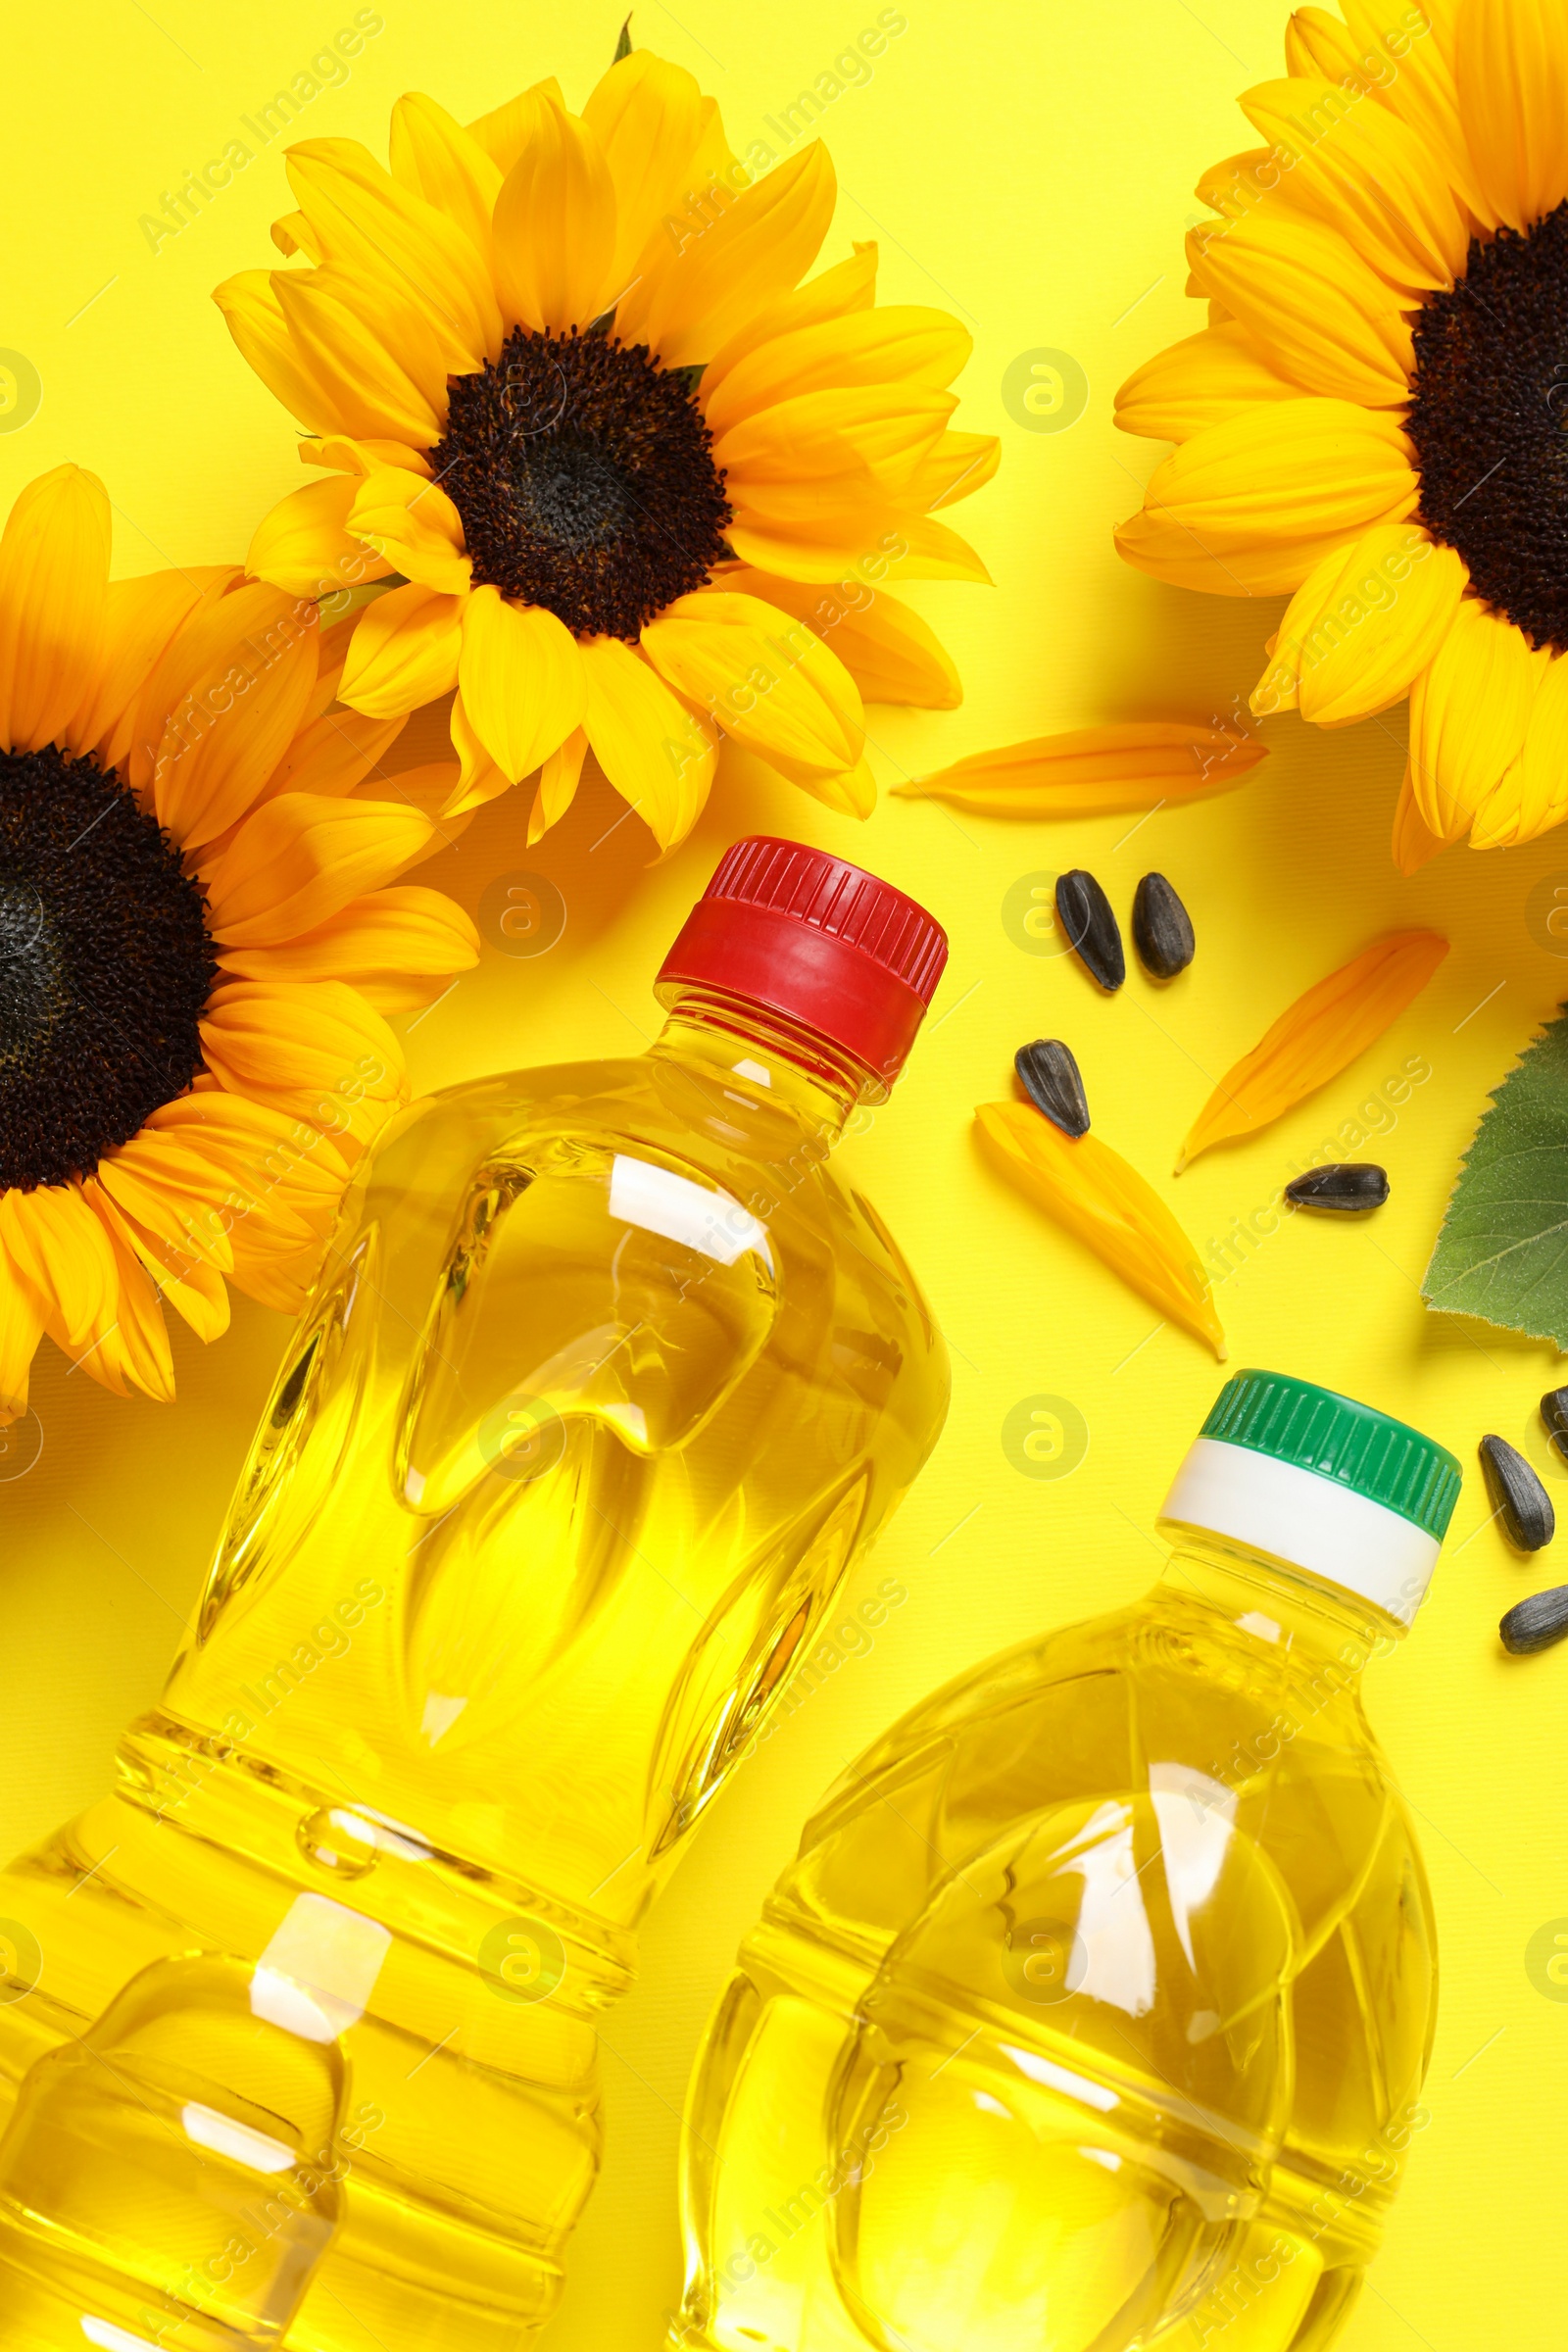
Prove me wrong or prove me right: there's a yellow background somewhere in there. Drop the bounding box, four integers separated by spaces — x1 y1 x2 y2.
2 2 1564 2342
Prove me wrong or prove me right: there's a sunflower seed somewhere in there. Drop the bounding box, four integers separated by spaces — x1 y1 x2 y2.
1054 869 1124 992
1132 873 1195 979
1500 1586 1568 1654
1479 1433 1556 1551
1284 1163 1390 1213
1014 1039 1090 1138
1541 1385 1568 1468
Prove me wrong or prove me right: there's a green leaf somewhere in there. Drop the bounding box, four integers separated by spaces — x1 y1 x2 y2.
614 16 633 60
1423 1003 1568 1345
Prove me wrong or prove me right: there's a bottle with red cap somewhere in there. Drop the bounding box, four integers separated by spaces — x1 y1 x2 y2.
0 840 952 2352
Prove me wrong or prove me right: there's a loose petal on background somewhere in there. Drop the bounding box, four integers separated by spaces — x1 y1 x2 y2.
901 721 1267 815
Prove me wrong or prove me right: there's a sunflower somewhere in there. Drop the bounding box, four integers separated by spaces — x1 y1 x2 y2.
216 48 997 851
1113 0 1568 866
0 464 477 1421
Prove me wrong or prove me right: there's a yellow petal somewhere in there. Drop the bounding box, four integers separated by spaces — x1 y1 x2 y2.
0 466 111 754
1176 931 1448 1169
213 270 328 432
976 1104 1225 1357
1239 76 1469 291
347 468 470 597
881 514 993 585
704 307 972 441
264 708 404 801
271 268 445 445
1323 3 1494 225
1254 523 1468 726
582 51 710 301
0 1185 117 1352
1408 600 1547 841
200 980 407 1155
1498 652 1568 848
616 140 836 369
701 245 880 402
248 473 392 602
300 433 431 478
579 635 716 848
458 585 584 782
1115 398 1418 597
723 567 961 709
467 77 565 172
388 92 503 267
1455 0 1568 232
76 1219 175 1405
339 581 465 718
903 721 1268 816
137 582 321 850
1115 321 1302 443
205 792 436 947
1391 762 1449 873
492 91 617 332
1186 212 1413 407
86 1180 230 1344
74 565 234 767
529 726 587 845
1250 541 1364 715
908 428 1002 513
641 589 864 785
798 754 876 819
285 137 499 367
217 884 479 999
446 690 515 815
718 383 956 514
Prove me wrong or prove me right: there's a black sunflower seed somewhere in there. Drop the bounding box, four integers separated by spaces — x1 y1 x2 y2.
1284 1163 1391 1213
1479 1433 1556 1551
1500 1586 1568 1654
1132 873 1195 979
1541 1386 1568 1468
1054 869 1124 992
1015 1039 1089 1138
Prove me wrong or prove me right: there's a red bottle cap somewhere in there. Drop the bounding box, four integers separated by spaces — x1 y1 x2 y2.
656 837 948 1091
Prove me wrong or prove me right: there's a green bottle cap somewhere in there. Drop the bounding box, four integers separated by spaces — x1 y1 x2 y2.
1200 1368 1461 1543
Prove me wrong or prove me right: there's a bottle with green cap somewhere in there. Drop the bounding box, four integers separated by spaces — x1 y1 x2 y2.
670 1370 1461 2352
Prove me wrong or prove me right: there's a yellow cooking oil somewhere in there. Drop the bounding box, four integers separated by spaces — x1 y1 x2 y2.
674 1375 1459 2352
0 986 949 2352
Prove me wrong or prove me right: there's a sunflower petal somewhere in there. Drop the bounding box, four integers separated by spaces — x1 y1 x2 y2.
701 244 880 400
529 725 588 845
213 270 330 432
1455 0 1568 233
285 137 499 367
1327 2 1494 225
0 1242 45 1421
703 307 972 441
1240 76 1468 291
1391 762 1450 874
199 980 408 1155
0 1185 118 1352
1499 651 1568 848
1408 599 1547 841
73 565 237 766
446 691 516 815
907 428 1001 514
136 581 321 849
1115 321 1303 445
248 473 392 603
458 585 584 782
263 709 405 802
347 468 470 597
0 466 111 755
86 1180 230 1344
216 884 479 1000
582 51 710 300
1176 931 1448 1167
1186 212 1413 406
616 140 836 369
79 1222 175 1404
902 721 1268 815
1115 398 1418 596
720 566 960 709
641 589 863 786
579 635 716 848
388 92 503 266
717 383 956 514
338 582 466 719
271 269 445 445
467 78 565 172
1254 523 1468 726
492 91 617 332
205 792 436 947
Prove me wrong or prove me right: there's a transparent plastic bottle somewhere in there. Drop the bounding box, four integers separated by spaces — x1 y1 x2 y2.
0 838 952 2352
673 1372 1461 2352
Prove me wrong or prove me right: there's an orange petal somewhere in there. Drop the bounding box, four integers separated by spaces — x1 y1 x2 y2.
903 721 1267 817
0 1240 45 1421
205 792 436 946
0 1184 117 1351
73 565 236 767
216 884 479 1000
0 466 111 754
136 582 321 850
529 725 588 845
1391 762 1450 874
199 980 408 1156
458 585 584 782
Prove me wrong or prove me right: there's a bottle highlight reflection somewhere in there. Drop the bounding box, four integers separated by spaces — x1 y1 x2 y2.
0 840 952 2349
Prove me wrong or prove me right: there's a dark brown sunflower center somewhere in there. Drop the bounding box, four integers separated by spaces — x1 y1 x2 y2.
0 746 215 1193
1408 201 1568 652
432 325 733 641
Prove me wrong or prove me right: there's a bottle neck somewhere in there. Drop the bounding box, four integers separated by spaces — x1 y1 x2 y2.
650 985 878 1145
1154 1529 1408 1691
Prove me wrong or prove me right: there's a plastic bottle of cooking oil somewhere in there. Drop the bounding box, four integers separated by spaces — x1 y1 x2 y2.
0 838 952 2352
673 1371 1461 2352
